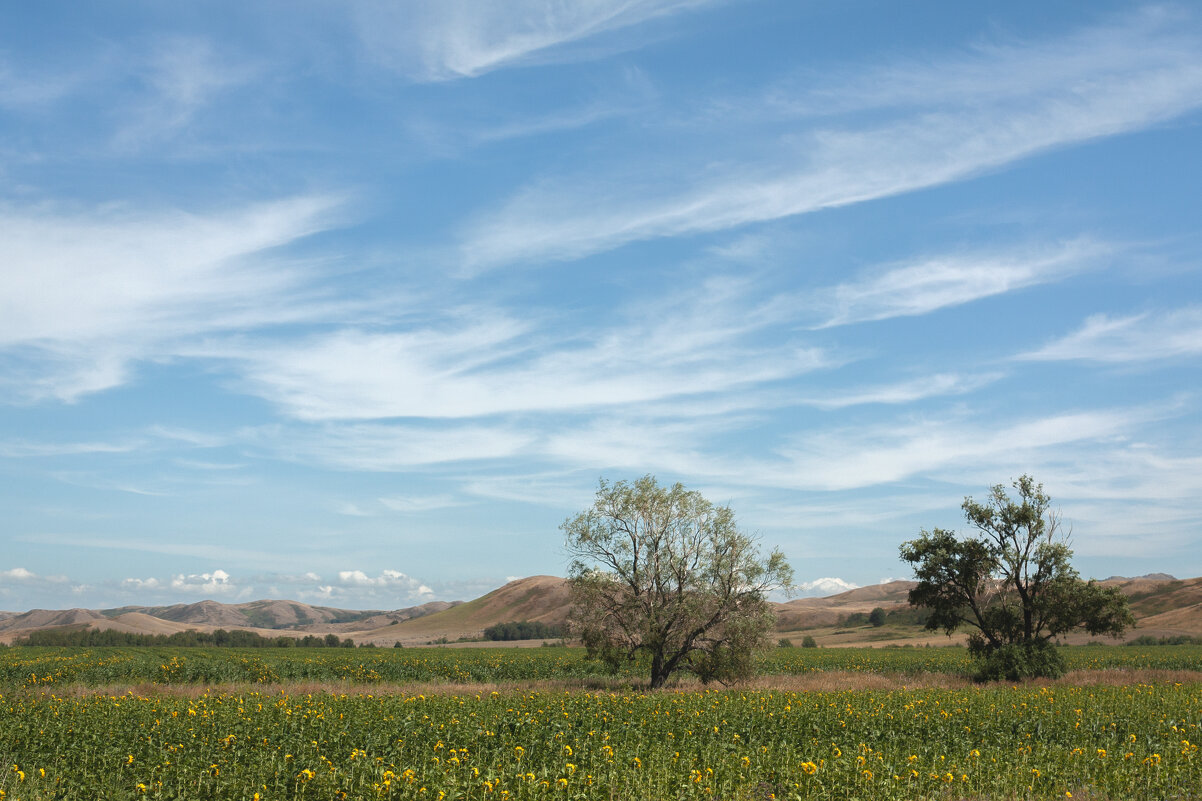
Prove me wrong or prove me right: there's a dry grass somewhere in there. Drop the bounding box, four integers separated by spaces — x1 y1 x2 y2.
24 668 1202 700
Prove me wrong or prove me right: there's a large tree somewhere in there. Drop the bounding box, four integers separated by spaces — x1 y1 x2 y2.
564 476 793 689
900 475 1134 680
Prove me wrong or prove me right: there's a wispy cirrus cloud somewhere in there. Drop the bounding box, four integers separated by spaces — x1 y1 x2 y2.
796 372 1004 410
378 494 463 513
217 276 825 421
459 10 1202 270
1018 306 1202 363
112 36 257 150
773 405 1177 492
0 194 346 403
806 239 1103 328
353 0 719 81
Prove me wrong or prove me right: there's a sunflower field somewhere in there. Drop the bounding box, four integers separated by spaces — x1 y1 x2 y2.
1 646 1200 799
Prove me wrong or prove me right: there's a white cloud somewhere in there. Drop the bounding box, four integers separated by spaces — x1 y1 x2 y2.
335 569 435 599
0 57 78 109
378 494 462 513
170 569 239 596
121 577 161 590
807 240 1101 328
793 577 859 597
458 12 1202 270
774 407 1162 492
334 502 374 517
797 372 1003 410
0 195 346 403
1 567 37 581
221 277 824 421
1018 307 1202 363
353 0 718 81
267 422 533 471
113 36 256 150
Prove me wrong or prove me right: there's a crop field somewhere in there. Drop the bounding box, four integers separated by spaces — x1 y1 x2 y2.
5 645 1202 689
1 647 1200 800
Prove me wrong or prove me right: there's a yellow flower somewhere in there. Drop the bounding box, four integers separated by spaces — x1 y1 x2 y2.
800 762 818 775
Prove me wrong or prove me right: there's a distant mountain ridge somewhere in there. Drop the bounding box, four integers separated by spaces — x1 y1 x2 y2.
1 574 1198 646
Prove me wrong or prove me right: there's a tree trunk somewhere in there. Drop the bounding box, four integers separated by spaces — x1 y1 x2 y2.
649 650 667 689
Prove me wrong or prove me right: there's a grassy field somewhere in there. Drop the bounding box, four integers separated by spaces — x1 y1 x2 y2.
5 644 1202 689
1 646 1200 799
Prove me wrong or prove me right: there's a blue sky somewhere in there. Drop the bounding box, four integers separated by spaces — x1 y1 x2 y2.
1 1 1200 611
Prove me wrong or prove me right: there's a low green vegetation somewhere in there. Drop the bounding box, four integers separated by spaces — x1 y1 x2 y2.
1 646 1200 799
13 628 355 649
482 621 566 641
4 644 1202 690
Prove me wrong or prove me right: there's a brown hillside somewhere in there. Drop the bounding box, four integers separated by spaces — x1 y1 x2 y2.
0 608 108 633
379 576 570 645
3 573 1200 646
773 581 916 631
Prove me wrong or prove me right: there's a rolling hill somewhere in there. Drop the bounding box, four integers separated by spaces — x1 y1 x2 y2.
0 574 1197 646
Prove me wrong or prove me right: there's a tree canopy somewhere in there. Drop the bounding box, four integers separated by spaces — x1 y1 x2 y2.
564 476 793 689
900 475 1134 680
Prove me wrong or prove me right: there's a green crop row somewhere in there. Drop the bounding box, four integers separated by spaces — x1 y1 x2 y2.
3 645 1201 690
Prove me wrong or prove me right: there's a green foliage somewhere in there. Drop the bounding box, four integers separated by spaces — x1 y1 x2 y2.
3 643 1202 691
1128 634 1202 646
868 607 887 627
14 627 324 648
482 620 566 641
974 639 1067 681
801 635 818 648
564 476 793 688
840 611 869 627
778 637 794 648
901 475 1135 681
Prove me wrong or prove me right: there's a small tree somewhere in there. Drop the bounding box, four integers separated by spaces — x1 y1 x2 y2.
900 475 1134 680
868 607 887 627
564 476 793 689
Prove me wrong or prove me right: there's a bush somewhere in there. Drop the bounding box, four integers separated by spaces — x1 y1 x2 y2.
801 635 818 648
690 644 756 686
974 640 1066 682
482 621 566 641
1127 634 1202 646
777 637 794 648
868 607 886 627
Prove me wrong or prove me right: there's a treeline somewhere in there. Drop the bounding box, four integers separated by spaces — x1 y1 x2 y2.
1126 634 1202 646
838 606 929 628
482 621 565 641
15 627 357 648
